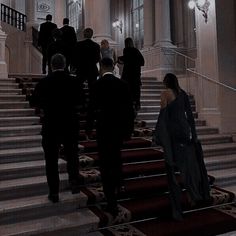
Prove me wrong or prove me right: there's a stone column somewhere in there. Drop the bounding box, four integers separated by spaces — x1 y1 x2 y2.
0 20 8 78
143 0 154 48
171 0 184 47
154 0 172 47
24 0 37 73
25 0 36 24
194 0 236 133
54 0 66 28
84 0 112 41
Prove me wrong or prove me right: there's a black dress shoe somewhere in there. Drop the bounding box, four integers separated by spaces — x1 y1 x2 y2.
48 194 59 203
70 183 80 194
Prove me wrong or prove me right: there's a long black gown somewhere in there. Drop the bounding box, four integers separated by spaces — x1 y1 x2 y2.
153 89 210 219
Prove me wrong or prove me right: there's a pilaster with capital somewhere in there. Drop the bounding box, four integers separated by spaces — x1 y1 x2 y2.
154 0 172 47
143 0 154 48
84 0 112 42
0 21 8 78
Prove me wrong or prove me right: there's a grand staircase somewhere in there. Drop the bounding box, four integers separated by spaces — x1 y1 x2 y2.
137 77 236 190
0 75 236 236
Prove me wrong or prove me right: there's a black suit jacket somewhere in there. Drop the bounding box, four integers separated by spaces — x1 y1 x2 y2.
60 25 77 46
32 71 82 138
73 39 100 79
121 47 145 80
38 21 57 48
92 74 134 140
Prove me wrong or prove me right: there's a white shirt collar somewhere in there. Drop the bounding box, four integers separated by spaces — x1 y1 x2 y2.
102 72 113 77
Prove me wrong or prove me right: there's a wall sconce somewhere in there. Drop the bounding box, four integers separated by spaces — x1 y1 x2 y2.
188 0 210 23
112 19 123 33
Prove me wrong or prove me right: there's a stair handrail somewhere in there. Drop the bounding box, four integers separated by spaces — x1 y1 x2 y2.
187 68 236 92
1 4 27 31
161 46 196 63
158 46 236 92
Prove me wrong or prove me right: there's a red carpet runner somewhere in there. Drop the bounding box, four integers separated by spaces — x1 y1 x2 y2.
77 137 236 235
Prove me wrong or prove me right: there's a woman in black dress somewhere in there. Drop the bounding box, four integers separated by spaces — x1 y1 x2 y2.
154 73 210 220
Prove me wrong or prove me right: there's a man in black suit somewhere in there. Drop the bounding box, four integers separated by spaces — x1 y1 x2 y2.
32 54 81 203
72 28 101 139
92 58 134 216
38 14 57 74
60 18 77 70
47 28 67 73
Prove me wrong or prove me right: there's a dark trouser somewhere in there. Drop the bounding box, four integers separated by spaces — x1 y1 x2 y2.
97 136 123 210
122 75 141 112
132 82 141 110
42 135 80 195
42 47 47 74
84 76 97 135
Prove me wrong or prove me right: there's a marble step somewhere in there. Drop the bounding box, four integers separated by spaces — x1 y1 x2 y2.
0 109 36 117
208 167 236 187
0 191 88 225
0 116 40 127
0 82 19 89
0 208 98 236
0 135 42 150
141 89 164 94
0 94 26 101
205 154 236 171
0 125 41 137
0 159 52 180
140 99 195 107
0 146 43 164
0 78 16 82
198 134 233 145
224 185 236 196
137 112 159 120
138 110 198 121
0 101 29 109
141 94 161 100
141 99 160 106
142 85 165 90
203 143 236 157
0 88 22 94
144 120 219 131
139 104 196 113
0 173 68 201
139 105 161 113
141 80 163 85
141 77 159 81
11 73 44 79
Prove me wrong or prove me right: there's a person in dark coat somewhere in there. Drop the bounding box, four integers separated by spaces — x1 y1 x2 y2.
31 54 81 203
72 28 101 138
118 37 145 113
38 14 57 74
92 58 134 216
60 18 77 70
153 73 210 220
47 28 67 73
